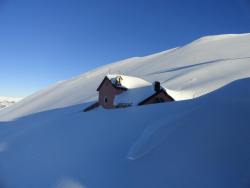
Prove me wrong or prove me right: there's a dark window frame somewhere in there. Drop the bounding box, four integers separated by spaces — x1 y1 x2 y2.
104 96 108 103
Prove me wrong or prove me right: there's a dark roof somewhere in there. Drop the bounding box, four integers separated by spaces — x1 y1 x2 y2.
138 89 174 105
97 76 127 91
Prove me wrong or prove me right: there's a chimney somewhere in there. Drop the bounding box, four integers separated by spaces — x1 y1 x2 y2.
154 81 161 92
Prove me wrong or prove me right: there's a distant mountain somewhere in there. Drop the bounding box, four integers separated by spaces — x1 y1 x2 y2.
0 96 22 110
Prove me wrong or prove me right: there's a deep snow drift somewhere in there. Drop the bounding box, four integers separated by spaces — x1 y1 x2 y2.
0 33 250 188
0 78 250 188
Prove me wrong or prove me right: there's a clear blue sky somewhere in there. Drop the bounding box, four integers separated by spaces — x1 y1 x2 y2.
0 0 250 97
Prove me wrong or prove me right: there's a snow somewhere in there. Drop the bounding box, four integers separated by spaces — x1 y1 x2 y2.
114 85 155 106
106 74 151 89
0 33 250 188
0 78 250 188
127 77 250 160
55 177 86 188
114 83 175 106
0 97 22 102
108 75 174 106
1 33 250 120
0 97 22 110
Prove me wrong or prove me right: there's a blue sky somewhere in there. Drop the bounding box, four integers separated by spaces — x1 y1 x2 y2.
0 0 250 97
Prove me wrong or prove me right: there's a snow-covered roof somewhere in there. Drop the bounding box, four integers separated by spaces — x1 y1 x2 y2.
106 74 151 89
114 85 155 106
162 87 193 101
108 74 177 106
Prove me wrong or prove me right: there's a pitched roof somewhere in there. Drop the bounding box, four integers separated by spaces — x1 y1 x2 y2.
114 85 175 106
138 89 174 105
97 74 175 106
97 74 152 91
106 74 151 89
96 76 127 91
114 85 155 106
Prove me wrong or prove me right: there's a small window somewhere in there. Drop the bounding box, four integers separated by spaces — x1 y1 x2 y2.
155 97 164 103
104 96 108 103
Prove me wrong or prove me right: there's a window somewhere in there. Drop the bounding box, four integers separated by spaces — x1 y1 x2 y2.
104 96 108 103
155 97 164 103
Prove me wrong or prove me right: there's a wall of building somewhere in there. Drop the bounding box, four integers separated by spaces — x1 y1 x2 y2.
140 91 173 105
98 79 124 108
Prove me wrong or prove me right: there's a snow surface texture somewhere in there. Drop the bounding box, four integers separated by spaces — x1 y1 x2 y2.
0 97 22 111
114 85 156 106
107 74 151 89
1 33 250 120
0 33 250 188
0 78 250 188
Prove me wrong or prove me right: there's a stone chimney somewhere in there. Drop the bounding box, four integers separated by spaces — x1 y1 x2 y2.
154 81 161 92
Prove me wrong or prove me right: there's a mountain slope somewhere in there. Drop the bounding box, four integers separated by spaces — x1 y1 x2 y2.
0 33 250 121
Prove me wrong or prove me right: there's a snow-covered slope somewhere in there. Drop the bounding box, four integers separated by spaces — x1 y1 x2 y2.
0 78 249 188
0 33 250 188
0 97 22 110
1 33 250 121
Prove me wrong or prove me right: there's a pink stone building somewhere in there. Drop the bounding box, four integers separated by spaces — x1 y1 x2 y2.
84 74 174 111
